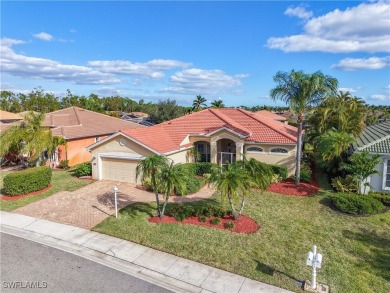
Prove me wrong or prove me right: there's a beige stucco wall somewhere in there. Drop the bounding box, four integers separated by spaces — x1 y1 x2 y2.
89 135 155 179
244 144 297 176
166 149 189 164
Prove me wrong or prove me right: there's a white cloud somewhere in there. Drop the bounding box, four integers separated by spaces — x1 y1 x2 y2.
0 38 121 85
88 59 191 79
338 87 359 93
332 56 390 70
268 1 390 53
159 68 244 95
33 32 53 41
284 6 313 19
369 94 389 101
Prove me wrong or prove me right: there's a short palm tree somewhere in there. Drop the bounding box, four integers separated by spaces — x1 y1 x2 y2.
211 99 225 108
270 70 338 184
158 161 186 219
192 95 207 111
208 162 252 219
136 155 169 218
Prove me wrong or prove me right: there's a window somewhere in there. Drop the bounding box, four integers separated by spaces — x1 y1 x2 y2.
247 146 263 152
384 159 390 190
270 148 288 154
119 138 126 146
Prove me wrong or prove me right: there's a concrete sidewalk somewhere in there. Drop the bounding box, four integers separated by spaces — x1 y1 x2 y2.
0 211 292 293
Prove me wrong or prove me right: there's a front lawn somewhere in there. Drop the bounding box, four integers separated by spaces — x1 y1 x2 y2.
0 170 94 211
93 171 390 293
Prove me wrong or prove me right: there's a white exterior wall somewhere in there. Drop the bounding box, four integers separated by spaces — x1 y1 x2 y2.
369 155 390 192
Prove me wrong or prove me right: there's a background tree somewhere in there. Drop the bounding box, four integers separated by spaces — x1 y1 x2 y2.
192 95 207 111
149 99 185 123
211 99 225 108
136 155 169 219
270 70 338 184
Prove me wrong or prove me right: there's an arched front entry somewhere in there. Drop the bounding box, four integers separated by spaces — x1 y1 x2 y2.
217 138 236 167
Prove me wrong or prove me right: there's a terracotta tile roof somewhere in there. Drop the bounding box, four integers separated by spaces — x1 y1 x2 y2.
43 107 145 139
0 110 23 121
121 108 298 154
255 110 286 121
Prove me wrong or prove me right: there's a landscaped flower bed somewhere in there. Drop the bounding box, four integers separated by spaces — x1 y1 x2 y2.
267 177 319 196
148 214 259 234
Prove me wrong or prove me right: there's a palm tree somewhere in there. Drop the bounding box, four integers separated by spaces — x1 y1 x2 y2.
211 99 225 108
192 95 207 111
208 162 252 219
270 70 338 184
0 111 58 166
158 161 186 219
136 155 169 218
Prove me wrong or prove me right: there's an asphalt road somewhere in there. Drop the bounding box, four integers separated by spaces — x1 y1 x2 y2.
0 233 172 293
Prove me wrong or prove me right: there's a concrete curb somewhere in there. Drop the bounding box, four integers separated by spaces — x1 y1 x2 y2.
0 211 292 293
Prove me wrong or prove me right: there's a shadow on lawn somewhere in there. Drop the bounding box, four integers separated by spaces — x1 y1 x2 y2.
254 260 303 285
120 202 156 218
343 228 390 281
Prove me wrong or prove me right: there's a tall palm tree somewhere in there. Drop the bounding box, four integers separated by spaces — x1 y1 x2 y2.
158 161 186 219
270 70 338 184
208 162 252 219
0 111 58 166
136 155 169 218
192 95 207 111
211 99 225 108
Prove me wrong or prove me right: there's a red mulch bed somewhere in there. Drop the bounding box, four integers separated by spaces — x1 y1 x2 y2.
0 184 52 201
148 214 260 234
267 177 320 196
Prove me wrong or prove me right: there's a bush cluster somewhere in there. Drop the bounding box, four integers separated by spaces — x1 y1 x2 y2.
331 193 384 215
167 204 227 221
3 166 52 196
194 162 216 176
74 162 92 177
299 161 312 182
210 218 221 225
370 192 390 206
59 160 69 169
269 164 288 181
176 176 203 196
224 221 234 229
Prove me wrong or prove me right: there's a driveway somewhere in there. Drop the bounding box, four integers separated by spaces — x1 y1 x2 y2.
15 180 215 229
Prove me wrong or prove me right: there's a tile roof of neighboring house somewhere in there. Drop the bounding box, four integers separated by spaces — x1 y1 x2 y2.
352 120 390 154
42 107 145 139
255 110 287 121
0 110 23 121
120 108 298 154
18 111 40 117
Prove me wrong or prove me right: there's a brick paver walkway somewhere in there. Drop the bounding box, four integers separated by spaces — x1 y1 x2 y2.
15 181 215 229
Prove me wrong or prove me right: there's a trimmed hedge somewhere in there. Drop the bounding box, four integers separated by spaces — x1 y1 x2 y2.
194 162 216 176
3 166 52 196
74 162 92 177
176 176 203 196
167 203 227 221
331 193 384 215
370 192 390 206
269 164 288 180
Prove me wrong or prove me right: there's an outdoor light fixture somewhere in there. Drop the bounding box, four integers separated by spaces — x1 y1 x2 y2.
304 245 328 292
113 186 119 218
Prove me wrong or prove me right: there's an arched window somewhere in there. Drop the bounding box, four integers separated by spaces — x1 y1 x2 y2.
247 146 263 152
270 148 288 154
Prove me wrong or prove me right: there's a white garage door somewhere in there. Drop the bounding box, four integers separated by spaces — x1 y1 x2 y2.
101 158 138 183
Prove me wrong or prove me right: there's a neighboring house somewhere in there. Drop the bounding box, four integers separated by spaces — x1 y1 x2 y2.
0 110 23 133
120 112 154 126
351 120 390 193
86 108 298 183
42 107 145 166
256 110 287 124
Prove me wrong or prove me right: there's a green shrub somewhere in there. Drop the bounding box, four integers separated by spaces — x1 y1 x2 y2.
74 162 92 177
176 176 203 196
269 164 288 181
3 166 52 196
331 176 357 193
210 218 221 225
370 192 390 206
194 162 216 176
176 163 197 177
331 193 384 215
224 222 234 229
59 159 69 169
199 216 207 222
167 204 194 221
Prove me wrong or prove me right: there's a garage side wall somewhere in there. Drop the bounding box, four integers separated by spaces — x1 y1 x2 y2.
167 149 189 164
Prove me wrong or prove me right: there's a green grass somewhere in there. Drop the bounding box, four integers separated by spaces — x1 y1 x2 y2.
0 169 93 211
93 170 390 293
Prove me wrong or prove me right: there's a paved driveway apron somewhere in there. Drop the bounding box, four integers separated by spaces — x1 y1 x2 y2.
15 181 215 229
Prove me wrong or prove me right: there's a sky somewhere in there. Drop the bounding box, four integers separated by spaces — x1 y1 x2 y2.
1 0 389 107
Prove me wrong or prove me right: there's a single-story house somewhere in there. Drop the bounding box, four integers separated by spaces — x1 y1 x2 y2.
0 110 23 133
255 110 287 124
42 107 145 166
351 119 390 193
86 108 298 183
